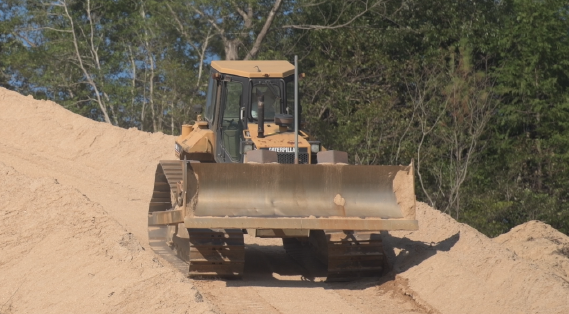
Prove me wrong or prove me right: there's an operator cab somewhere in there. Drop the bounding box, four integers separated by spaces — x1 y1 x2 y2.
203 60 310 164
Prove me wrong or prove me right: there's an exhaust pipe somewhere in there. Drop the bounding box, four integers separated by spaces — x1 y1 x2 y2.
294 55 299 164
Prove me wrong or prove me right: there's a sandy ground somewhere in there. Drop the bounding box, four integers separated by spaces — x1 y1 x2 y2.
1 88 568 313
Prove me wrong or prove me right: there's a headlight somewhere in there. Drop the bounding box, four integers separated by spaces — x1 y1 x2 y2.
309 141 321 153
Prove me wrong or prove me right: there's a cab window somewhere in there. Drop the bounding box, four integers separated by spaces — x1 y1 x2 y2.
251 81 281 121
204 73 217 122
221 81 243 161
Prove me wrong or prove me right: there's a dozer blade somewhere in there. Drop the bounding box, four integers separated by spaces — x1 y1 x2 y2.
161 161 417 230
147 160 416 280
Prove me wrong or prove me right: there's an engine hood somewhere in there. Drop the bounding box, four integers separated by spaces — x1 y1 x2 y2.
246 123 310 150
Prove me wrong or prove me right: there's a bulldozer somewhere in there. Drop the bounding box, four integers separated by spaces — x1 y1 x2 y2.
147 60 418 281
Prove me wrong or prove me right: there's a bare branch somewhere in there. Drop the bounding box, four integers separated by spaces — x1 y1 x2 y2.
140 3 157 132
230 0 250 27
244 0 283 60
189 5 225 36
86 0 101 70
197 27 213 87
29 26 73 33
11 32 37 47
165 3 200 52
282 0 381 30
60 0 111 124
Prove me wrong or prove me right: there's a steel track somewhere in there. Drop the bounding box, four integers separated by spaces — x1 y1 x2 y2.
148 161 245 278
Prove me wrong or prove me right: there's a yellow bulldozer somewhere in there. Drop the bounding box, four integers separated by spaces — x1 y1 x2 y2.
147 60 418 281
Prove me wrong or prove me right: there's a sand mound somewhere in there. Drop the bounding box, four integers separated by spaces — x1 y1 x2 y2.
1 87 569 314
0 163 212 314
494 220 569 282
386 203 569 313
0 88 173 241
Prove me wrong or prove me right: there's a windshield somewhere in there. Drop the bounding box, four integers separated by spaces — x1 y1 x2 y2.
251 81 281 121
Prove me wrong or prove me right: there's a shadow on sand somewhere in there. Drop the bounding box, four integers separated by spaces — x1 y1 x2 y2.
377 231 460 287
217 232 460 290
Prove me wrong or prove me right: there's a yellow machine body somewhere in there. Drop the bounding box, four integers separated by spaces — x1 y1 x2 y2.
147 60 418 281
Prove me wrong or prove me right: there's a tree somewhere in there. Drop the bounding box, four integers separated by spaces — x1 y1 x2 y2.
167 0 285 60
1 0 211 133
407 46 498 219
288 0 506 225
467 0 569 235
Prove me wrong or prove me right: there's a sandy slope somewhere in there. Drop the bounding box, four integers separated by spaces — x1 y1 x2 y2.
0 163 213 314
1 87 569 313
494 220 569 283
387 204 569 313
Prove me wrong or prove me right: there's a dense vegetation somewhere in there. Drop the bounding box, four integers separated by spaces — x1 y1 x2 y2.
1 0 569 236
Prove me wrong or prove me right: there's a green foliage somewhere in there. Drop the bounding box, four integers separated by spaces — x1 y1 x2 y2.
277 0 569 235
471 0 569 235
1 0 206 132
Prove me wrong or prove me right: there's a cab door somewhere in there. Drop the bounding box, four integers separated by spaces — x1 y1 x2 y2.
215 79 244 163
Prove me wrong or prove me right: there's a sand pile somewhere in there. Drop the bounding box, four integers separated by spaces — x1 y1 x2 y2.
0 163 212 314
0 89 174 241
386 203 569 313
494 220 569 282
1 87 569 314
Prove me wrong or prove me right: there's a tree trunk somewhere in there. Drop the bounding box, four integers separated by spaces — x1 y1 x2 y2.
224 39 240 60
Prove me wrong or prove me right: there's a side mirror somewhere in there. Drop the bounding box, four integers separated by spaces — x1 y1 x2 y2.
192 105 203 114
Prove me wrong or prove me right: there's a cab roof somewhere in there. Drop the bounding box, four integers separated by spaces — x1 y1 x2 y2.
211 60 295 78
